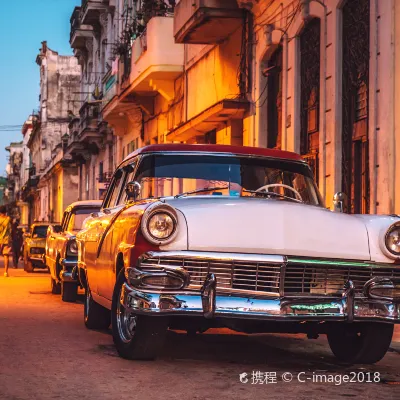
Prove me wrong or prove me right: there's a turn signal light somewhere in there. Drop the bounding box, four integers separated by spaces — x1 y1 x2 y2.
141 275 184 289
364 277 400 301
369 286 400 301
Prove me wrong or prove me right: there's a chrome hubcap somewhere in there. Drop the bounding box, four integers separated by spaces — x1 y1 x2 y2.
116 286 136 343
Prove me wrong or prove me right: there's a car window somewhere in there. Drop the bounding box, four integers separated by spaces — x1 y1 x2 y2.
32 225 49 238
61 211 69 231
66 208 100 231
105 169 124 209
119 162 137 204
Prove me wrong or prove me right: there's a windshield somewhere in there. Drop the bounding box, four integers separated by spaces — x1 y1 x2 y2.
67 208 100 231
32 225 49 238
134 154 322 206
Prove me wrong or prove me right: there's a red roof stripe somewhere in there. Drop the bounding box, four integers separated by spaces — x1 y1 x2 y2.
124 144 304 162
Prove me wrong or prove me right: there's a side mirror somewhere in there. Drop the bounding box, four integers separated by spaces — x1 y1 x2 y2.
90 212 99 218
333 192 348 213
125 181 141 201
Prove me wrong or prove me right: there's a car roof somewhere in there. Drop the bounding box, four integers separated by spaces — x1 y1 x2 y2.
122 144 304 163
31 222 51 226
65 200 103 210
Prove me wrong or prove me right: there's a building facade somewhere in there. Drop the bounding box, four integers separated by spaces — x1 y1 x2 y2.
7 0 400 225
25 42 81 223
97 0 399 214
4 142 23 217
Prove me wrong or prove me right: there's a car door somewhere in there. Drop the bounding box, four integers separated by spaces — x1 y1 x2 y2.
97 162 137 299
85 168 126 295
47 213 68 272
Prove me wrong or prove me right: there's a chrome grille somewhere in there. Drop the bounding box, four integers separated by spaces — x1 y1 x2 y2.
138 253 400 297
284 262 400 296
139 256 282 295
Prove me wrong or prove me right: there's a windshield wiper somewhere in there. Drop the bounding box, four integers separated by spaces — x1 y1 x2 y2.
175 186 229 198
243 189 302 203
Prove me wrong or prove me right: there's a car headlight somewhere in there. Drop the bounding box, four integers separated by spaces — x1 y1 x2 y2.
67 240 78 256
385 224 400 256
148 213 175 239
141 204 178 245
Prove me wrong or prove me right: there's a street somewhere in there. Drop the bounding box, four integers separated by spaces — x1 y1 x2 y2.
0 261 399 400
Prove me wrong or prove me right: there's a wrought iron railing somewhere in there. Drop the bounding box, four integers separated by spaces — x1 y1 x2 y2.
98 171 113 183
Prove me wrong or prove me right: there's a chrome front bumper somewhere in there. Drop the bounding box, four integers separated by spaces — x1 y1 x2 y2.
60 258 78 283
121 283 400 323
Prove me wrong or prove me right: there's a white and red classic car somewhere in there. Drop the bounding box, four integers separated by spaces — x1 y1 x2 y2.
76 144 400 363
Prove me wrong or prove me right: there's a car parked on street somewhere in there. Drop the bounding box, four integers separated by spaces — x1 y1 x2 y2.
76 144 400 363
46 200 102 302
23 222 51 272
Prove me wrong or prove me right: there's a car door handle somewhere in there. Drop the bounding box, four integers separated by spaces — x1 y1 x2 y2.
104 208 111 215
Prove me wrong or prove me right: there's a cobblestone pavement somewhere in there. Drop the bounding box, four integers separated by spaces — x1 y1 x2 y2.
0 262 399 400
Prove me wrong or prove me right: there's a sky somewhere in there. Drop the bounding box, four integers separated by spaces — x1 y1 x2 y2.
0 0 80 175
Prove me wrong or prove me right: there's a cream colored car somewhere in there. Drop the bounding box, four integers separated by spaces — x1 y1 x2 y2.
23 222 50 272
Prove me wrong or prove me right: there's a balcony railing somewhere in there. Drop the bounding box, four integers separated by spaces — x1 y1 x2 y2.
102 69 117 110
98 171 113 183
70 6 94 48
81 0 109 25
79 101 100 132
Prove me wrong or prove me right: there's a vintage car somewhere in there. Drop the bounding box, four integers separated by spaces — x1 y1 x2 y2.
46 200 102 302
23 222 51 272
76 144 400 363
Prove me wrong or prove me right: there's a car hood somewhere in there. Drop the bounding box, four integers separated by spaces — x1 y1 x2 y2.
162 197 373 261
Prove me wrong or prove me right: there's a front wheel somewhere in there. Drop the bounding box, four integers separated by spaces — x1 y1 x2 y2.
84 285 110 330
111 270 167 360
327 323 393 364
50 277 61 294
61 281 78 302
23 253 34 272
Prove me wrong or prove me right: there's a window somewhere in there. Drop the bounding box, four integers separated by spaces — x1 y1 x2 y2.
205 130 216 144
32 225 49 238
92 166 96 199
355 81 367 121
267 45 283 149
127 140 135 155
104 169 124 208
99 162 104 182
120 162 138 203
61 212 69 231
134 154 322 206
66 208 101 231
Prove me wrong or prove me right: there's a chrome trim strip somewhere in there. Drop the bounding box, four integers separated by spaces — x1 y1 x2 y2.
141 251 285 264
60 259 78 268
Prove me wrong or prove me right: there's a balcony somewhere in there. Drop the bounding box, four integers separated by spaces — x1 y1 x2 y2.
78 101 103 143
101 68 117 110
70 6 94 49
81 0 110 25
174 0 244 44
124 16 184 101
97 171 113 191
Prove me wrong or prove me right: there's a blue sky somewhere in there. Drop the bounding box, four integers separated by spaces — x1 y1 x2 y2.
0 0 80 175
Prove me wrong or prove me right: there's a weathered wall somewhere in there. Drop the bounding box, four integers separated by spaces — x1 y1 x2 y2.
245 0 395 212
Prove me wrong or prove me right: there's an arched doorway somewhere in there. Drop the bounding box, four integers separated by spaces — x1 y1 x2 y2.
342 0 370 214
300 18 321 184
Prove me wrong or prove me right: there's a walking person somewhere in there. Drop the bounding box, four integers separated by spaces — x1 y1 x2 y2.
11 219 23 268
0 206 12 277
